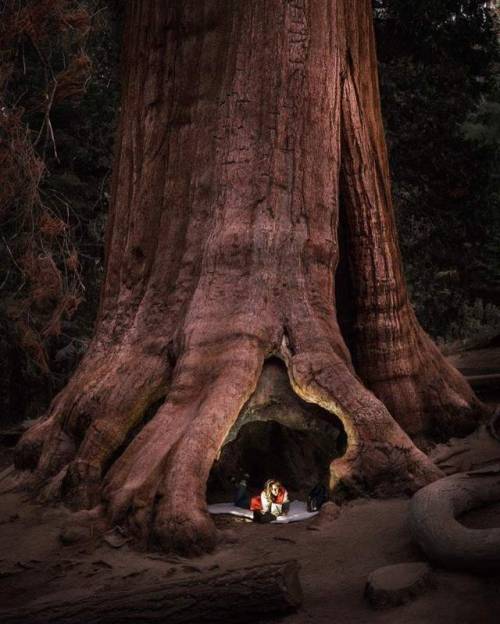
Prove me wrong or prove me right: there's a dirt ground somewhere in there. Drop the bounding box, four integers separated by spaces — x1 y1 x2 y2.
0 349 499 623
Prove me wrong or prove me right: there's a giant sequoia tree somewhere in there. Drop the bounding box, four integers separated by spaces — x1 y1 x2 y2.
15 0 485 555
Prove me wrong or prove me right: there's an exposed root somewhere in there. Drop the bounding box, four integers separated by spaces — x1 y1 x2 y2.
102 402 195 536
154 505 218 557
103 337 264 554
282 339 443 499
14 416 61 471
13 324 453 556
350 313 485 441
15 342 167 507
153 340 264 554
101 357 210 527
14 348 113 475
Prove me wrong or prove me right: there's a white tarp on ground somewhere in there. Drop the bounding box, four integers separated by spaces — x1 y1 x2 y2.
207 500 318 523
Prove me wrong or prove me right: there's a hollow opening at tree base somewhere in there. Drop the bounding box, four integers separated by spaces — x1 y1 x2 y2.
207 358 346 503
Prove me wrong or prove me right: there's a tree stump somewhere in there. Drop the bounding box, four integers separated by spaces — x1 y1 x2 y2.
365 562 434 609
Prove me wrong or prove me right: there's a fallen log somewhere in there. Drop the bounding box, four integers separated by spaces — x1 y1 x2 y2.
409 470 500 573
0 559 302 624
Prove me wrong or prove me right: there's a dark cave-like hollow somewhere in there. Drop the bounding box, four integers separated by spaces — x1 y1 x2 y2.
207 358 347 503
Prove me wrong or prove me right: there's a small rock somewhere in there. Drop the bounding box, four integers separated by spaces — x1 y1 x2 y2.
59 526 89 545
307 501 341 530
72 507 104 524
103 526 131 549
0 512 21 526
122 568 148 579
217 529 238 545
164 556 184 565
318 501 341 519
42 508 70 523
365 561 434 609
57 560 81 571
145 553 168 562
92 559 113 570
16 561 35 570
0 565 20 578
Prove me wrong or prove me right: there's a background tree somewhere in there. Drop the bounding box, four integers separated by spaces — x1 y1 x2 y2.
0 0 121 423
374 0 500 341
12 0 488 555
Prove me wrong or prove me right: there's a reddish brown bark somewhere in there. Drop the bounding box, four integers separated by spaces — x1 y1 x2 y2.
15 0 485 555
337 5 481 440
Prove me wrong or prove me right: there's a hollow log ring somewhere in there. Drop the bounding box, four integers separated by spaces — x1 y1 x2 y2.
409 469 500 572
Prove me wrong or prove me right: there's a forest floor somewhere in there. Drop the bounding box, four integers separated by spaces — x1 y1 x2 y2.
0 347 499 624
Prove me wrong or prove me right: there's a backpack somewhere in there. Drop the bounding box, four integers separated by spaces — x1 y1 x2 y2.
307 483 329 512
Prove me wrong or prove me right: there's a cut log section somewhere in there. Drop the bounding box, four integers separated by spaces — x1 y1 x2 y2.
365 562 434 609
0 559 302 624
409 470 500 572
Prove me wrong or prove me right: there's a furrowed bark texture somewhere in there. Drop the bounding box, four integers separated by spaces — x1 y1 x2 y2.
0 560 303 623
15 0 483 554
337 6 482 440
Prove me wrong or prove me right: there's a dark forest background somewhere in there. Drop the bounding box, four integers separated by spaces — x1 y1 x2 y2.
1 0 499 424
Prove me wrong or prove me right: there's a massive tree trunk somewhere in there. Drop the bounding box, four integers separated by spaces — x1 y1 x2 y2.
15 0 484 555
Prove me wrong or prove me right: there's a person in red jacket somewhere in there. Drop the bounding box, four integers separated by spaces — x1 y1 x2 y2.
251 479 290 522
